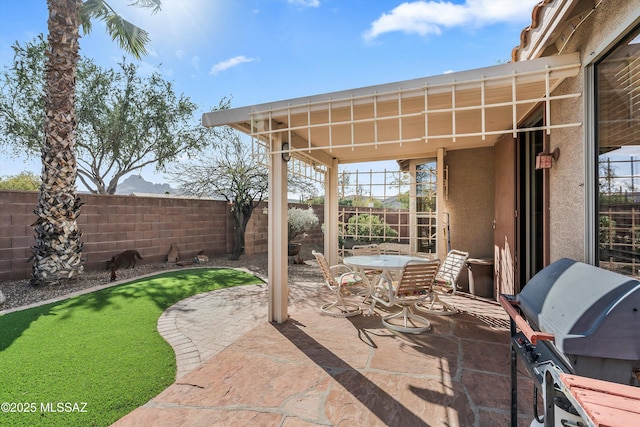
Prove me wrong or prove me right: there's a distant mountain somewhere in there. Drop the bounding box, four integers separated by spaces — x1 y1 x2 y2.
116 175 177 195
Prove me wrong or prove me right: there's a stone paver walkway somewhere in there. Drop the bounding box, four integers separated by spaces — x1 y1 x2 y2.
114 277 538 427
157 277 324 379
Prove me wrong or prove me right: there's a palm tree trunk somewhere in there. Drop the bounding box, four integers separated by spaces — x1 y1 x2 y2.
31 0 84 286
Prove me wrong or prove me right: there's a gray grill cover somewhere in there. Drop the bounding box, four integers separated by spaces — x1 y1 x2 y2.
517 258 640 360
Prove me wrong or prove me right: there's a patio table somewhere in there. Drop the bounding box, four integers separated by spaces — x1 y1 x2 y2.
343 254 433 310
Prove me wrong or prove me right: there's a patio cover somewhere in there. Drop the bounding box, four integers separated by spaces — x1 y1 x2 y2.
201 52 582 323
203 52 581 167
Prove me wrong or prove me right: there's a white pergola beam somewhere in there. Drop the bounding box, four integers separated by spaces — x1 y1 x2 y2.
202 53 581 130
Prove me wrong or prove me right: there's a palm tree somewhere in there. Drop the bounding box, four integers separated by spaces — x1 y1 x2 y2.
31 0 161 286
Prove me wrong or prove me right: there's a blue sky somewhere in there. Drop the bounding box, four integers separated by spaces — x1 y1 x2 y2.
0 0 539 186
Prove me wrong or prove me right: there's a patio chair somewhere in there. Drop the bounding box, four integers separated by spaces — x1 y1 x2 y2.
351 244 382 275
351 243 381 256
416 249 469 315
378 242 411 255
372 259 441 333
312 250 367 317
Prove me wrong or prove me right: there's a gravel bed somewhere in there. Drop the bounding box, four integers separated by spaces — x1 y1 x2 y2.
0 245 324 312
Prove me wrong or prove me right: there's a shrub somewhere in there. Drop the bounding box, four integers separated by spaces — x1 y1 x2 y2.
346 213 398 241
288 207 319 241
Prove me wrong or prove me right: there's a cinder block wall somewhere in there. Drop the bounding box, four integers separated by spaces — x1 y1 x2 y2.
79 193 233 272
245 202 325 253
0 192 325 282
0 191 35 281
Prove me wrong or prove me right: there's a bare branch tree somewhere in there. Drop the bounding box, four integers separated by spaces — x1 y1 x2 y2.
169 132 268 260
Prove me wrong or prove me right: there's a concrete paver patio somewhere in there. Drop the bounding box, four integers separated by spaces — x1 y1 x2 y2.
113 274 537 427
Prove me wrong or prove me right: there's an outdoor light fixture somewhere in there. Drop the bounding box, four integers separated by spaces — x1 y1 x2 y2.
535 147 560 169
281 142 291 162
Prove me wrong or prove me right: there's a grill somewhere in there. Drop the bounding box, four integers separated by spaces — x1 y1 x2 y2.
499 258 640 427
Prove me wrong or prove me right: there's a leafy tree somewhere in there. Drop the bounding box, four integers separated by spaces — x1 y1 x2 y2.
307 196 325 205
599 158 617 195
169 133 269 260
346 213 398 242
0 172 41 191
599 215 615 251
389 172 410 209
30 0 160 286
351 195 383 208
0 38 227 194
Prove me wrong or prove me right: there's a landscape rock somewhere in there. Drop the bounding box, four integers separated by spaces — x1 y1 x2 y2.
193 255 209 263
0 244 323 312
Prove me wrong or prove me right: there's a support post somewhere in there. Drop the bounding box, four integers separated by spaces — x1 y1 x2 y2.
268 137 289 323
437 148 446 259
409 160 417 255
325 158 339 266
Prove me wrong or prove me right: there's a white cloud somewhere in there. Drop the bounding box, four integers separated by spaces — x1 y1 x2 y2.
175 50 185 60
136 61 159 77
287 0 320 7
192 55 201 72
145 47 158 58
363 0 539 41
209 55 256 75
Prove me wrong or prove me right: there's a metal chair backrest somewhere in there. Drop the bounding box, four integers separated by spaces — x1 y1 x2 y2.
312 250 338 288
396 260 441 297
352 244 381 256
378 242 411 255
435 250 469 291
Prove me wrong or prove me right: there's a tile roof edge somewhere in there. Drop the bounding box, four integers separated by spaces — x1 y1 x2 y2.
511 0 555 63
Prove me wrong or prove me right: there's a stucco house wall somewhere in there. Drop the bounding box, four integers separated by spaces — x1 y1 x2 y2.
548 70 586 262
444 147 495 259
547 0 639 263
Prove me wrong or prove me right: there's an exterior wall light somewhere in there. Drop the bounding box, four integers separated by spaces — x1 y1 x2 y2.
535 147 560 169
282 142 291 162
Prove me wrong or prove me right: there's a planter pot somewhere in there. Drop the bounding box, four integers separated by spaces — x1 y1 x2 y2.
288 243 302 257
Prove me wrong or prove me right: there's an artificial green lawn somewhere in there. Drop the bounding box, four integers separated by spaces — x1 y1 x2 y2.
0 268 262 427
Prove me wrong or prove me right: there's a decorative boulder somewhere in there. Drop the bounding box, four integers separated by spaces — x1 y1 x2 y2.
167 243 179 263
193 255 209 264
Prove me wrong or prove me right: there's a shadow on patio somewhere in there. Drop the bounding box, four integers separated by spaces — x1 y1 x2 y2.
114 280 537 427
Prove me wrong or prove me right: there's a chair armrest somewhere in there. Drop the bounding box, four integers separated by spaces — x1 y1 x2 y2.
330 264 353 276
330 264 364 289
434 278 456 293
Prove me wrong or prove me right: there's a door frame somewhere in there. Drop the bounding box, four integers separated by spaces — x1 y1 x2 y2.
494 134 518 295
494 107 550 295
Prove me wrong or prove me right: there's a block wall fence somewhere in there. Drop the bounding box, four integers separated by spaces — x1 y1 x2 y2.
0 191 324 282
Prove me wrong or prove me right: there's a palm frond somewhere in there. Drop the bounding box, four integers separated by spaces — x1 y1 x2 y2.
80 0 159 59
128 0 161 13
105 14 151 58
